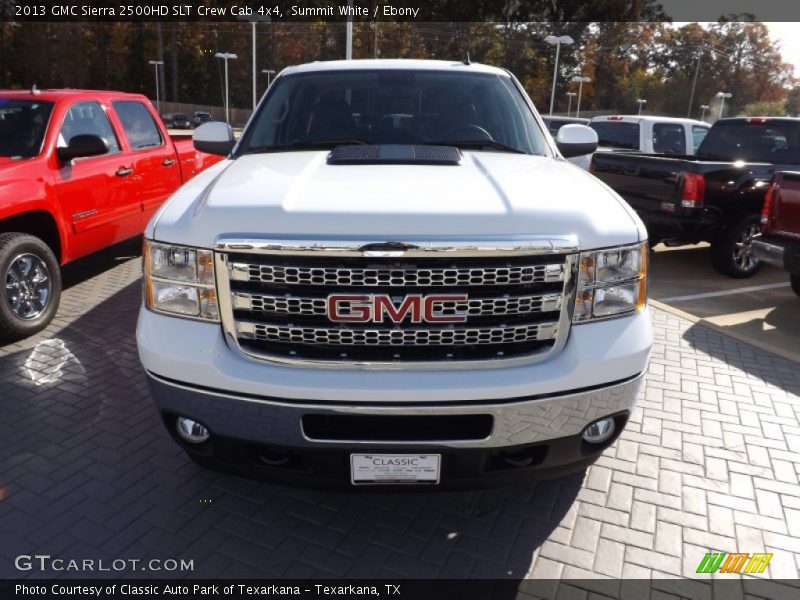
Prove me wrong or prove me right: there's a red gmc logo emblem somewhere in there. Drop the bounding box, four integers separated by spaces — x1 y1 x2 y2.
327 294 468 323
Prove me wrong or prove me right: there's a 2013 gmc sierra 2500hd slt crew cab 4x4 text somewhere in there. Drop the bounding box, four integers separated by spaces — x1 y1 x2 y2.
0 89 222 339
136 60 653 490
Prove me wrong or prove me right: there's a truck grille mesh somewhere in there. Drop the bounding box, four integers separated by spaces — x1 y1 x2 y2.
218 247 573 364
229 262 564 287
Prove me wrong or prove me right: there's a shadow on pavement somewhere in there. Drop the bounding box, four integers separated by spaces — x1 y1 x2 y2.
0 266 584 583
682 319 800 397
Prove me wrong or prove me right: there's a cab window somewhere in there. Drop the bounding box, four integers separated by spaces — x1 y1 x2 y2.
59 101 120 155
692 125 710 152
652 123 686 154
112 100 163 150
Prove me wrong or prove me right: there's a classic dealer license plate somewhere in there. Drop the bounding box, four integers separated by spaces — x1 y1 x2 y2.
350 454 441 485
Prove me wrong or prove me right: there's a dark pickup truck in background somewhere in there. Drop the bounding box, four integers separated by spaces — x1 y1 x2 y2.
591 117 800 277
753 171 800 296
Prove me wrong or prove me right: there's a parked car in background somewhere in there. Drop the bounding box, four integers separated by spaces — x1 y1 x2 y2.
171 113 192 129
193 111 213 127
0 89 223 339
753 171 800 295
542 116 592 169
591 117 800 277
137 59 651 490
589 115 710 155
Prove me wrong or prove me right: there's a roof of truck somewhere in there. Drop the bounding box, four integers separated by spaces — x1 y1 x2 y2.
281 59 508 76
590 115 709 126
0 89 148 103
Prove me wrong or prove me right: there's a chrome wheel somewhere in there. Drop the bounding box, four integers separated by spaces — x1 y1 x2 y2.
733 224 760 272
5 253 52 320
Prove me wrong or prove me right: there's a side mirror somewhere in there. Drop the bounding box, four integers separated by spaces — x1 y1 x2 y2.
57 134 108 163
194 122 235 156
556 124 598 158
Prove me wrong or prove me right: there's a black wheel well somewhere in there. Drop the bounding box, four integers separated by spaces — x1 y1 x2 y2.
0 211 62 262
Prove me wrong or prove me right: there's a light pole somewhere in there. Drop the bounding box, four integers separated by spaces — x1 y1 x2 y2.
544 35 574 116
262 69 276 92
345 0 353 59
570 75 591 118
215 52 238 124
716 92 732 119
636 98 647 115
566 92 576 117
699 104 709 121
148 60 164 115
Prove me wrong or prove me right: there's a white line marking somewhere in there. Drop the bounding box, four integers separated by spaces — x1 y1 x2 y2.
659 282 790 303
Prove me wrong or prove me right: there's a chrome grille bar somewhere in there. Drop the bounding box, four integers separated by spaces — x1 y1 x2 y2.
236 321 559 346
232 292 563 316
229 262 565 286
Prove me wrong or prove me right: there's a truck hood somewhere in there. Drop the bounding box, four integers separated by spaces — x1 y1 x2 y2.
152 151 643 250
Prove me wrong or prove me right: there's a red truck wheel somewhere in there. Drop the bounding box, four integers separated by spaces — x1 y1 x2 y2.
0 233 62 340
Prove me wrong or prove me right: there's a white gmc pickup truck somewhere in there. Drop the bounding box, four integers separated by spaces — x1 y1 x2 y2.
136 60 653 489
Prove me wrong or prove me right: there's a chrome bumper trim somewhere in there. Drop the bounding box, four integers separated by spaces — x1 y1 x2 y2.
148 371 645 448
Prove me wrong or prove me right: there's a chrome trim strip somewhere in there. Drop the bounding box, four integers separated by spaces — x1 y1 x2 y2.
215 235 579 257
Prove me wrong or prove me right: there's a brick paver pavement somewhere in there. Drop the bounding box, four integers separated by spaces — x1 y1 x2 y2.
1 245 799 593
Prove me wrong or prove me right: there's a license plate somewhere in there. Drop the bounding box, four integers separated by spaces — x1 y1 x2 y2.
350 454 441 485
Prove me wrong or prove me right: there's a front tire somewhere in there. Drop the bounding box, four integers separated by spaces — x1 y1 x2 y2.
0 233 61 340
710 214 763 278
791 274 800 297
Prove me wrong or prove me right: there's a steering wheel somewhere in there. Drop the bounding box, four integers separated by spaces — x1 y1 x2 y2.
436 123 493 141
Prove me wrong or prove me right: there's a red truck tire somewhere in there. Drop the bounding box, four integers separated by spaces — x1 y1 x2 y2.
0 233 62 340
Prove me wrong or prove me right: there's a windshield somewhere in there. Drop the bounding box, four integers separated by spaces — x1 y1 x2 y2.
589 121 640 150
239 69 546 155
697 120 800 163
0 98 54 159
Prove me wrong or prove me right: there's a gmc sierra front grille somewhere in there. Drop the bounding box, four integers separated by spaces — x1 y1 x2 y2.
215 239 577 366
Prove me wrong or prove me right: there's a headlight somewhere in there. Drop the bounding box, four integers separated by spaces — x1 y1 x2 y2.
573 242 647 323
144 240 219 322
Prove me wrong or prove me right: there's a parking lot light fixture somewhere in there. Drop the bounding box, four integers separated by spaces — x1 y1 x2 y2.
262 69 276 92
716 92 732 119
636 98 647 115
700 104 710 121
570 75 591 117
566 92 577 117
215 52 238 124
148 60 164 115
545 35 574 116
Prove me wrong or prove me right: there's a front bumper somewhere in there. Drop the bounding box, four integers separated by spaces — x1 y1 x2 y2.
146 371 643 489
753 235 800 273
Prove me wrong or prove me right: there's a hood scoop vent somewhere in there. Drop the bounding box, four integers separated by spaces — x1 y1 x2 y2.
327 144 461 166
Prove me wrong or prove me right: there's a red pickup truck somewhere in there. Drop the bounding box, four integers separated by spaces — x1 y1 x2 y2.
753 171 800 296
0 89 223 339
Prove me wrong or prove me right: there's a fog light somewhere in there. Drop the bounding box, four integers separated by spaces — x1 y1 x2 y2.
176 417 210 444
582 417 616 444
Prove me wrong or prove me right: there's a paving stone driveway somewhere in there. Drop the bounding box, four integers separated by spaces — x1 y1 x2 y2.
1 245 799 590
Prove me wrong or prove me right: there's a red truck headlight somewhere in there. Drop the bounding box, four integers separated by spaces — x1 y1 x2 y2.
573 242 648 323
144 239 219 322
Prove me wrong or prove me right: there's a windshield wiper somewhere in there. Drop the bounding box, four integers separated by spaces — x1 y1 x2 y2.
244 139 370 153
424 140 527 154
